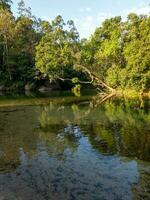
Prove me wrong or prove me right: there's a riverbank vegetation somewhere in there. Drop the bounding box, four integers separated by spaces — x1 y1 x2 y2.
0 0 149 95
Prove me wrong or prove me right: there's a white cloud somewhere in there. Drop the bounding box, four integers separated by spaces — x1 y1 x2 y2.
86 7 91 12
137 5 150 15
42 16 51 21
97 12 114 22
96 5 150 25
81 16 94 32
79 7 92 13
86 16 93 21
122 5 150 20
77 4 150 38
74 15 95 38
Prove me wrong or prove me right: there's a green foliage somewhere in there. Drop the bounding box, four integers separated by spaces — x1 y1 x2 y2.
95 17 123 74
71 84 81 97
81 14 150 92
0 8 15 83
35 15 80 82
0 1 149 93
0 1 40 89
17 0 32 18
72 77 79 84
122 14 150 91
12 16 39 82
0 0 12 10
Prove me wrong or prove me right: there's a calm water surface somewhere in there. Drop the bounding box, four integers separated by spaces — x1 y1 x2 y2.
0 92 150 200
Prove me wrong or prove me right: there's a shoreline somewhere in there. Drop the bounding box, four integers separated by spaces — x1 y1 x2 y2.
0 88 150 99
116 90 150 99
0 89 149 108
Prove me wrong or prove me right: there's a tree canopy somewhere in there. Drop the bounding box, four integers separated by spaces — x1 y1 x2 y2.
0 0 12 10
35 15 80 82
0 0 149 93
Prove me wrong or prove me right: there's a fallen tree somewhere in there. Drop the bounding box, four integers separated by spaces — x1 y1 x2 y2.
74 64 116 94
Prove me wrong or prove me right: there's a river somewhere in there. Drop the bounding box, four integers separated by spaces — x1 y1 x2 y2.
0 91 150 200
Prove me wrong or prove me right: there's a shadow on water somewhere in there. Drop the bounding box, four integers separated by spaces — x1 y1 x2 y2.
0 92 150 200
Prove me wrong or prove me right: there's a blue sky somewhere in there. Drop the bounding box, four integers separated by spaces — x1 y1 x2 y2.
12 0 150 38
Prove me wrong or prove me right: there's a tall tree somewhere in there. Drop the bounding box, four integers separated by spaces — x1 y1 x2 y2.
0 0 12 10
17 0 32 18
9 16 39 83
118 14 150 91
79 14 150 92
35 15 80 82
0 8 14 81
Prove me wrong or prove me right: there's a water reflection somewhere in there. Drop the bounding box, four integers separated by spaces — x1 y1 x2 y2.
0 96 150 200
38 99 150 161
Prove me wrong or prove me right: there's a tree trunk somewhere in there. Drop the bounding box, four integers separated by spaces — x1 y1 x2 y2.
75 64 116 94
4 35 12 81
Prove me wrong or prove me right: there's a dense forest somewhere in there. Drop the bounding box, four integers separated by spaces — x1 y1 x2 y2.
0 0 150 94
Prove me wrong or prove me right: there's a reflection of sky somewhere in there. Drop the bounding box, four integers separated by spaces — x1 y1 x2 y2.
0 133 139 200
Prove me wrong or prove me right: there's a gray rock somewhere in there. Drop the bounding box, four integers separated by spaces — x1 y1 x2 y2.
38 86 53 92
0 85 5 91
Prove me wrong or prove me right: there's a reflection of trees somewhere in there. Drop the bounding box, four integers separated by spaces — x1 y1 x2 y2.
0 96 149 173
0 96 149 200
37 98 150 199
102 100 150 161
38 104 83 158
38 98 150 161
38 124 81 159
81 123 118 155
